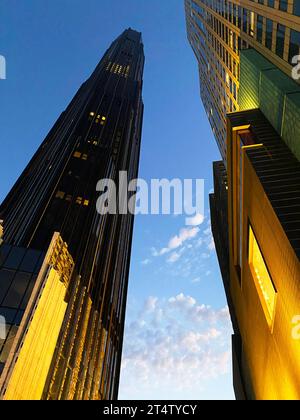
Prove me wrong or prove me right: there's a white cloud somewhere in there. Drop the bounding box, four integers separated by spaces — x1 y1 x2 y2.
141 259 151 266
168 293 197 308
186 213 205 227
152 227 200 261
144 296 159 313
119 294 232 399
167 252 181 264
168 227 200 250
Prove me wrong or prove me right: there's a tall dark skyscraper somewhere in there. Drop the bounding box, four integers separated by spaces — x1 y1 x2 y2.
0 28 144 400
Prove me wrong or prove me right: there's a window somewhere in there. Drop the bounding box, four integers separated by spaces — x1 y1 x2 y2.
88 112 95 121
3 272 32 309
0 245 11 267
0 270 15 304
19 249 42 273
258 0 264 4
265 19 273 50
294 1 300 16
73 151 81 158
4 248 26 271
249 11 255 37
20 275 37 310
249 226 277 329
257 15 263 43
289 29 300 64
0 308 17 325
276 24 286 58
268 0 275 6
55 191 65 199
242 8 248 33
65 195 72 202
279 0 288 12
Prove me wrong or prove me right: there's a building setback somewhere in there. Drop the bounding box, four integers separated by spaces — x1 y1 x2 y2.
0 28 144 400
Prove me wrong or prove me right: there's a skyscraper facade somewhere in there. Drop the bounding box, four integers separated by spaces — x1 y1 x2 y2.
0 28 144 400
185 0 300 161
185 1 300 400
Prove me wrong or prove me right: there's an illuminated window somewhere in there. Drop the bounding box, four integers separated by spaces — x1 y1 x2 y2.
102 116 106 121
248 225 277 329
76 197 83 205
83 200 89 207
89 112 95 117
55 191 65 199
65 195 72 202
249 12 255 37
82 154 88 161
226 72 230 86
73 151 82 159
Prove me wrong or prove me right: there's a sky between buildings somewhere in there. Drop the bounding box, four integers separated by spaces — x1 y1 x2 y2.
0 0 235 400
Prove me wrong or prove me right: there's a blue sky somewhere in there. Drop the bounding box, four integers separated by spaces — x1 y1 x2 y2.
0 0 234 399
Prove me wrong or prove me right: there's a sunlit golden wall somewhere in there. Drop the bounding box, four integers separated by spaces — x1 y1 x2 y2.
228 123 300 400
0 233 74 400
3 268 68 400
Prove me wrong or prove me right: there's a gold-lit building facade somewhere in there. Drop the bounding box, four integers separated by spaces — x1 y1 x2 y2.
0 28 144 400
185 0 300 400
227 109 300 399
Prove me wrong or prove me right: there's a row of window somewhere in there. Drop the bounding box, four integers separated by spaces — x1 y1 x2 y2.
191 12 239 102
89 112 106 125
55 191 90 207
254 15 300 63
0 245 43 274
73 151 88 160
105 62 130 78
193 2 300 66
200 0 300 17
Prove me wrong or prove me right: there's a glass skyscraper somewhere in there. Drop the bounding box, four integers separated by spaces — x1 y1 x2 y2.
185 0 300 162
0 28 144 400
